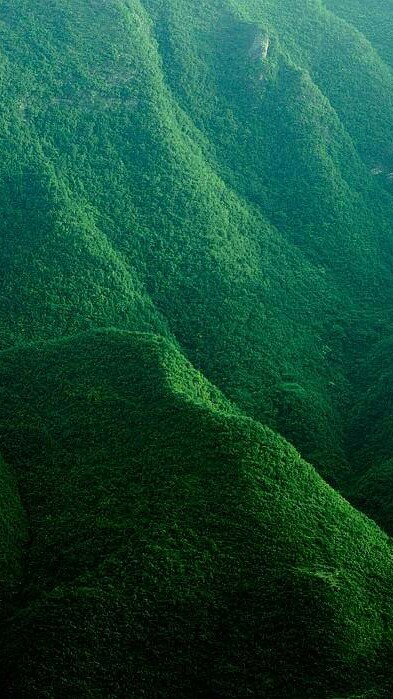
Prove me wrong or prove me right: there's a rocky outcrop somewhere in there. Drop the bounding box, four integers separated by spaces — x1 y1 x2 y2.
249 32 270 61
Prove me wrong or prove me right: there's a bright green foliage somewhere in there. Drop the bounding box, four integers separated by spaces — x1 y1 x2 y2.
0 0 393 695
0 329 392 697
1 0 393 481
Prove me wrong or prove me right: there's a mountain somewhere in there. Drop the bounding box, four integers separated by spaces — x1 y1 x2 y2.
0 0 393 696
0 329 392 698
345 335 393 535
2 0 393 481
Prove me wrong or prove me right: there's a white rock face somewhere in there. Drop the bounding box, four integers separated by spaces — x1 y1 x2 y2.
249 32 270 61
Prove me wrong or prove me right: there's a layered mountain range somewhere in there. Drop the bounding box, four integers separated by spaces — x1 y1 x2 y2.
1 1 393 696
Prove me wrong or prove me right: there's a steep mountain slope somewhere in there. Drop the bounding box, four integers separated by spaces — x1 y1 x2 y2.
0 457 27 609
343 336 393 535
0 0 392 482
0 1 393 695
324 0 393 70
0 329 392 698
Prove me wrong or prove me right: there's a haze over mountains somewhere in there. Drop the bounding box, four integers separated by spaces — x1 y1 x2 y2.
1 0 393 696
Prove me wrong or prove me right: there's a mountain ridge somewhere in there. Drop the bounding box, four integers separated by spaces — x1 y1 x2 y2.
1 0 393 694
0 328 393 697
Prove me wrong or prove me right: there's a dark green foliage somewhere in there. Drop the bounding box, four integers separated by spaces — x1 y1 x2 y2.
0 457 27 607
0 0 393 695
342 335 393 535
0 330 392 697
351 458 393 536
2 0 393 480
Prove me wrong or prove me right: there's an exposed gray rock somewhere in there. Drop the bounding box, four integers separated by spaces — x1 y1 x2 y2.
249 32 270 61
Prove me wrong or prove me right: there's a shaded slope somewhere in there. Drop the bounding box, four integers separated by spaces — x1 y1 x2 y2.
324 0 393 70
344 336 393 535
349 336 393 473
0 457 27 608
352 457 393 537
0 330 392 697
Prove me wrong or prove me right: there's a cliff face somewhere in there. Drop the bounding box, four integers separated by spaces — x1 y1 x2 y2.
249 31 270 60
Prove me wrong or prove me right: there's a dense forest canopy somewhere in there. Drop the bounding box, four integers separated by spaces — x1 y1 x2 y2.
1 0 393 696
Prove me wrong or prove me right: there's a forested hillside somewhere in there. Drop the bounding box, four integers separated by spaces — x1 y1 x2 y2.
1 0 393 696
